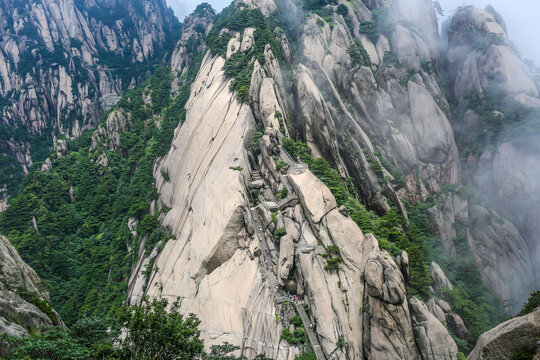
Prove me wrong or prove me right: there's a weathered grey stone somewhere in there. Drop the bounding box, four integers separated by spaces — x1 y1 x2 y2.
410 297 458 360
468 307 540 360
0 235 62 337
289 170 337 224
430 262 453 291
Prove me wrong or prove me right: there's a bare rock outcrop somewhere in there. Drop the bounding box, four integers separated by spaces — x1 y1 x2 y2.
467 307 540 360
410 297 458 360
467 204 536 313
430 262 453 291
0 235 62 338
446 5 540 313
128 51 299 359
447 6 538 104
171 4 216 75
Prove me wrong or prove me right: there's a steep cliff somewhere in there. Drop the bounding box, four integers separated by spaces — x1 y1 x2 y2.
0 235 62 339
445 5 540 312
0 0 180 205
124 0 463 358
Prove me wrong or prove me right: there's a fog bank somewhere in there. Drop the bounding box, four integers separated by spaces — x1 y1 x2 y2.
439 0 540 65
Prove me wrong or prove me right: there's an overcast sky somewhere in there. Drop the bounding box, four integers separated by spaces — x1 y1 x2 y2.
166 0 540 65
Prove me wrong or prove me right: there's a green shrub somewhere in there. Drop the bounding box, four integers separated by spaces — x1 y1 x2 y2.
14 288 58 325
456 184 476 199
326 245 340 254
290 315 303 327
281 327 307 344
295 351 317 360
517 291 540 316
348 40 370 67
337 4 348 16
441 183 460 193
250 131 264 153
274 227 286 242
276 160 287 172
278 187 288 199
358 21 380 43
324 257 343 271
383 51 400 67
301 0 329 12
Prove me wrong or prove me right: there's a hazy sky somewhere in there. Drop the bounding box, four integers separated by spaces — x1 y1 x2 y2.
166 0 540 65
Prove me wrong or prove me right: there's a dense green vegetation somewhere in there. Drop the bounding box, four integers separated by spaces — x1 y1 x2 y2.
300 0 336 13
0 1 180 201
348 39 371 67
281 313 307 345
358 21 379 43
1 298 258 360
0 62 202 325
295 351 316 360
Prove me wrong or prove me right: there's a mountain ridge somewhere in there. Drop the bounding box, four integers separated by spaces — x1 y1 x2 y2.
0 0 538 358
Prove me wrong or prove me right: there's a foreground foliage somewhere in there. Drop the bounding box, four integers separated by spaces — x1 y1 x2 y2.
1 298 256 360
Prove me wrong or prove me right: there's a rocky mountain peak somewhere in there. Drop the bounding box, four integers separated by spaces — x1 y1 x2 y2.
171 3 216 74
0 0 180 202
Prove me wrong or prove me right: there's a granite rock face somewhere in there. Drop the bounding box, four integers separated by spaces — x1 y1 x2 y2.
0 235 62 338
4 0 538 358
446 5 540 313
125 2 460 356
410 297 458 360
0 0 179 203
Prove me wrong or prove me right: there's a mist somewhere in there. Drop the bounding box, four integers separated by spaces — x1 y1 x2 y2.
439 0 540 65
166 0 540 66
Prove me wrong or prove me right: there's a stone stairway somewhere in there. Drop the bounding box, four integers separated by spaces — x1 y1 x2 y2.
296 303 325 360
280 148 296 165
277 194 299 210
248 168 325 360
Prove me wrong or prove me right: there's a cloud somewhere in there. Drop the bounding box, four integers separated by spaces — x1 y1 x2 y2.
438 0 540 65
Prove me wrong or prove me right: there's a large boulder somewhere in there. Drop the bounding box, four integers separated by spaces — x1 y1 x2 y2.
289 170 337 224
430 262 453 291
447 6 538 102
468 307 540 360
